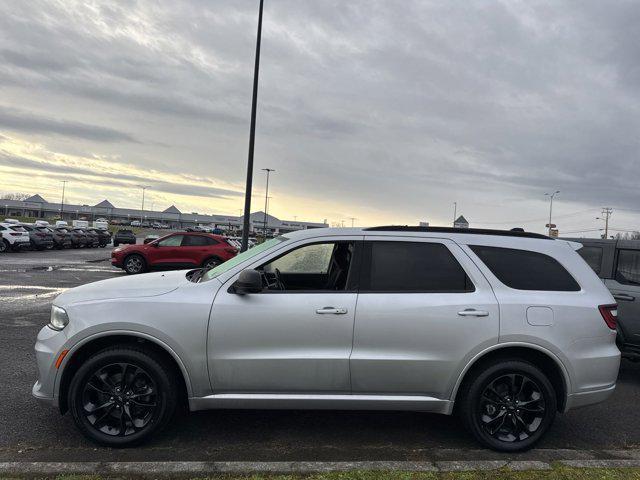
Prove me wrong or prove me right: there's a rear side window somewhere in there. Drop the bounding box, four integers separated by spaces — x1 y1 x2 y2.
616 249 640 286
470 245 580 291
361 241 474 293
182 235 217 246
578 246 603 275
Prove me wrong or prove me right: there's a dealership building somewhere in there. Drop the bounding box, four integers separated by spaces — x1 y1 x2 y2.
2 194 328 235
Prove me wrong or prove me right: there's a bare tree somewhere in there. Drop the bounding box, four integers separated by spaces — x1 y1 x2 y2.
0 192 30 201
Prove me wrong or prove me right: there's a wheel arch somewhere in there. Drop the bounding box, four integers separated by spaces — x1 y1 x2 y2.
201 255 222 268
57 331 192 414
452 343 570 413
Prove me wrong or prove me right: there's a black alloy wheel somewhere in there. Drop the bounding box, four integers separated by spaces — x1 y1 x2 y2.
69 347 177 446
460 360 556 452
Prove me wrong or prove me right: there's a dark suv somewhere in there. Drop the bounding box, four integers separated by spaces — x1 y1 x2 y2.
113 229 136 247
87 228 111 247
49 227 72 249
21 223 54 250
570 237 640 360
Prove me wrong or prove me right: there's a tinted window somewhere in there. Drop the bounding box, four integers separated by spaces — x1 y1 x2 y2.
361 241 473 293
158 235 183 247
578 246 603 275
616 249 640 286
10 226 26 232
182 235 217 246
470 245 580 291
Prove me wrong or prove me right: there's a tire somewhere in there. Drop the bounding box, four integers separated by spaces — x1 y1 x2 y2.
124 254 146 274
113 241 119 247
0 239 8 253
68 346 177 447
202 256 222 270
458 359 557 452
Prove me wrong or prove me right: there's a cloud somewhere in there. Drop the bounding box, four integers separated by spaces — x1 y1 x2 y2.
0 106 138 142
0 0 639 232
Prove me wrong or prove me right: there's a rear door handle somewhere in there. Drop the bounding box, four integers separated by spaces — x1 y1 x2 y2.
458 309 490 317
316 307 347 315
614 294 635 302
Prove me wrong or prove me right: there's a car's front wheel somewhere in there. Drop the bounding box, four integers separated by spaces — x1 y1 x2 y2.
124 254 146 274
459 359 556 452
68 346 177 447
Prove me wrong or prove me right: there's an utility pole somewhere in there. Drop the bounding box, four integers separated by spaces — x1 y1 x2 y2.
60 180 67 220
452 202 457 227
544 191 560 236
262 168 274 238
597 208 613 239
241 0 265 252
138 185 150 223
349 217 357 227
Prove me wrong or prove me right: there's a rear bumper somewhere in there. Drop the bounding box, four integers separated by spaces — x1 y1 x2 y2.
565 383 616 410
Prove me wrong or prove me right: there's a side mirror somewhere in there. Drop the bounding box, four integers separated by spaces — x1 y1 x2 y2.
232 270 263 295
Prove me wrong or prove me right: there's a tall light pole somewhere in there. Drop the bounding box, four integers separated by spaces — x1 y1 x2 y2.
60 180 67 219
138 185 150 223
262 168 274 238
544 190 560 236
452 202 457 227
241 0 265 252
349 217 357 227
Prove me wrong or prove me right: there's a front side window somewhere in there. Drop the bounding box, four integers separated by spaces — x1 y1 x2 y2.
616 249 640 286
578 246 603 275
259 241 355 291
360 241 474 293
470 245 580 291
158 235 183 247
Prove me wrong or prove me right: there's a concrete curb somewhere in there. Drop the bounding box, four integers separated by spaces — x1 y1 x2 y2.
1 459 639 476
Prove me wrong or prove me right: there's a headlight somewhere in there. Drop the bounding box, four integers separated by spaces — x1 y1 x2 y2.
49 305 69 331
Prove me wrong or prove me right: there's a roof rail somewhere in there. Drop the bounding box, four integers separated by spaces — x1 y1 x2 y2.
363 226 551 240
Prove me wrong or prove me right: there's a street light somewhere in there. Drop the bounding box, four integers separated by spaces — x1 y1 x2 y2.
138 185 150 223
261 168 275 238
544 191 560 236
60 180 67 219
241 0 265 252
452 202 457 227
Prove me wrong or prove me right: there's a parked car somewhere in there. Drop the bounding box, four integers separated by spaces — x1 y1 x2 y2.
130 220 141 227
49 227 72 249
0 222 30 252
111 232 238 274
87 228 111 247
34 226 619 450
21 223 54 250
113 229 137 247
569 237 640 360
73 228 97 248
68 228 89 248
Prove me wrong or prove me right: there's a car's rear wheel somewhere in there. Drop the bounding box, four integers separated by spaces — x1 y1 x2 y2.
124 254 146 274
459 359 556 452
68 346 177 447
202 257 222 270
0 239 8 253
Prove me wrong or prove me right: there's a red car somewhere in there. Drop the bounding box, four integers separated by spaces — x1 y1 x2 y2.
111 232 238 274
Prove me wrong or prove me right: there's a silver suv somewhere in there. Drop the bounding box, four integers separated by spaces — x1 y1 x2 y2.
33 226 620 451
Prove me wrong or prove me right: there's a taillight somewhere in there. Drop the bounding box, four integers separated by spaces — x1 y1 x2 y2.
9 232 22 236
598 304 618 330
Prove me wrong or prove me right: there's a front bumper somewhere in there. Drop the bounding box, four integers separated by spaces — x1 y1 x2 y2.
32 324 68 409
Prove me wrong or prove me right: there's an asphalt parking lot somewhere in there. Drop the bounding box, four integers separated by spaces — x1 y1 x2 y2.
1 247 640 463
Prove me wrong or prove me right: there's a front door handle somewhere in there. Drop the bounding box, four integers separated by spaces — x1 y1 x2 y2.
458 308 490 317
316 307 347 315
614 294 635 302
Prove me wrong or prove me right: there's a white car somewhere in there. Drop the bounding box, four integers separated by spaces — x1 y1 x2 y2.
0 222 30 252
34 226 619 451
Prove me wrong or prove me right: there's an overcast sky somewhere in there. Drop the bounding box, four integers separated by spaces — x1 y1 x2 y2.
0 0 639 234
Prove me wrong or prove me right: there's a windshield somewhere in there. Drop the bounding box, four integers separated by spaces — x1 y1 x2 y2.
201 236 288 282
